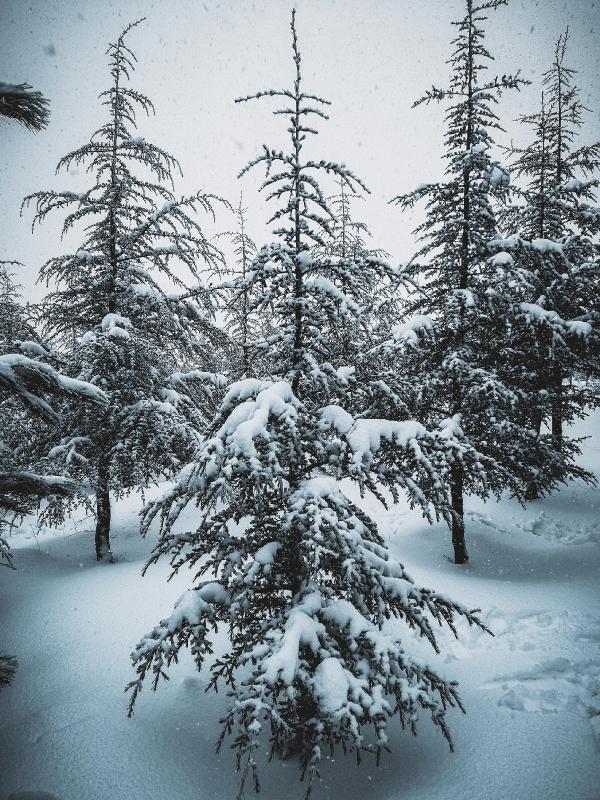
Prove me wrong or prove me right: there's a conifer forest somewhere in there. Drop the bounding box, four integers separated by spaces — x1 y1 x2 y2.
1 1 599 799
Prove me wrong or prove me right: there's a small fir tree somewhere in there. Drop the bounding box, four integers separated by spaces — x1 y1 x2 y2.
220 195 259 378
127 11 489 798
311 179 391 373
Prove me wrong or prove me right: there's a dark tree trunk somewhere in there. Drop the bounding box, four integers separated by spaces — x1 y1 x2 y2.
451 464 468 564
95 459 113 562
525 406 544 501
524 482 540 503
531 406 543 437
551 365 563 452
447 4 473 568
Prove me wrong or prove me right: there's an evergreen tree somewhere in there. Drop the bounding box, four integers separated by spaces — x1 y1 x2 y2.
0 264 37 345
0 263 107 563
0 265 106 690
386 0 576 563
0 654 17 689
220 195 259 378
1 72 48 691
499 29 600 453
23 20 226 561
314 178 387 263
311 180 391 372
127 12 489 797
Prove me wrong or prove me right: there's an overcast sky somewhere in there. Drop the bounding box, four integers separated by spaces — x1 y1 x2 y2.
1 0 599 302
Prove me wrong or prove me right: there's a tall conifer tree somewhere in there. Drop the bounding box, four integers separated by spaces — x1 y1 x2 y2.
128 12 489 797
24 20 226 561
500 30 600 454
388 0 551 563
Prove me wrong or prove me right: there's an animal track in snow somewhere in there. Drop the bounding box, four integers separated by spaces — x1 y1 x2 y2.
464 511 509 533
486 658 600 748
516 511 600 545
442 607 598 661
465 508 600 545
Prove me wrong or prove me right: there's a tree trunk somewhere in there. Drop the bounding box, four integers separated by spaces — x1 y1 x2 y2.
447 3 473 568
451 464 468 564
551 364 563 452
95 459 113 562
524 406 544 501
531 406 543 437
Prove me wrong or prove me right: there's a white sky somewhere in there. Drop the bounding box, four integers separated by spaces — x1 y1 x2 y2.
1 0 599 302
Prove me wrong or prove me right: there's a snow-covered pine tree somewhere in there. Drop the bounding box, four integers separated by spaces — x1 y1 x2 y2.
0 654 17 690
23 19 227 562
220 195 259 378
127 11 489 798
2 73 51 562
0 264 35 345
311 179 392 373
499 29 600 453
0 265 107 689
0 263 107 561
387 0 559 563
0 82 49 131
0 349 92 565
1 74 48 691
314 178 387 263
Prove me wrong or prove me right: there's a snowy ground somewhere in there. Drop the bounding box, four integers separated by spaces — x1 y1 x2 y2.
1 414 599 800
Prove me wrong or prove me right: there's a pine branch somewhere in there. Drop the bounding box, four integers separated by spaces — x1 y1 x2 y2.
0 82 50 131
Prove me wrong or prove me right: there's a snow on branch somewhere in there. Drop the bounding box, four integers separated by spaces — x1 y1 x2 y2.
0 82 50 131
127 581 231 713
0 354 107 419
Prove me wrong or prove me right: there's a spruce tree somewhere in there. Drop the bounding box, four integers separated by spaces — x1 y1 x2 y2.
127 12 489 797
0 265 106 689
313 179 386 263
1 73 50 561
0 264 107 561
23 20 226 561
1 71 48 691
221 195 259 378
311 180 391 373
388 0 559 563
0 654 17 690
499 29 600 453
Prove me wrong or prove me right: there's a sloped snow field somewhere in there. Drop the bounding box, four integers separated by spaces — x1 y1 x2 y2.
1 414 599 800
